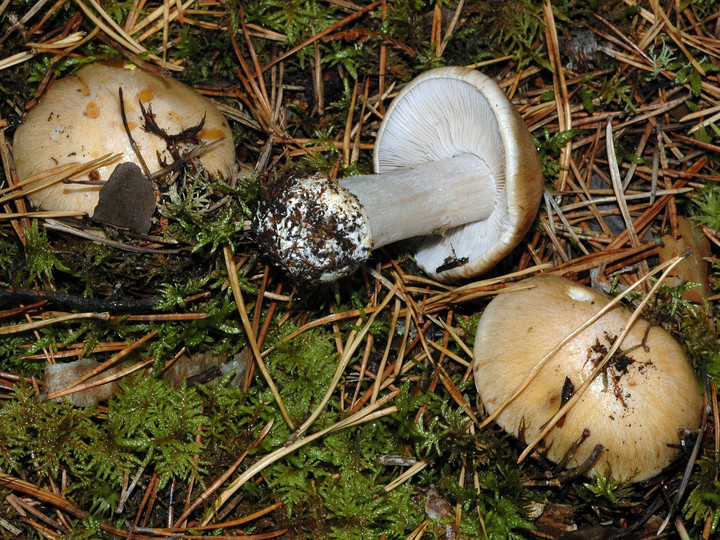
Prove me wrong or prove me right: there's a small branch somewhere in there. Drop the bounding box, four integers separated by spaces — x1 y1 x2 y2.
0 287 158 313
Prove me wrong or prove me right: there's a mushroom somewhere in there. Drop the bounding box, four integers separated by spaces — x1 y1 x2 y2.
43 358 123 407
658 216 712 304
254 66 543 283
12 62 235 216
473 274 703 482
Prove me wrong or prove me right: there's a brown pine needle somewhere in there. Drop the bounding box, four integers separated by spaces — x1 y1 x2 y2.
438 365 480 427
0 210 85 219
649 0 706 76
606 121 640 248
260 0 382 74
0 153 120 206
0 471 127 536
201 393 400 526
406 520 430 539
223 244 294 430
173 420 274 527
543 0 572 190
371 296 402 403
50 356 155 402
295 281 399 437
0 311 110 335
43 330 158 400
377 457 433 496
129 0 192 36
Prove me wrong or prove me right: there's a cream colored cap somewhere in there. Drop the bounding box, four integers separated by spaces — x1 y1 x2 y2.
473 274 703 482
13 63 235 214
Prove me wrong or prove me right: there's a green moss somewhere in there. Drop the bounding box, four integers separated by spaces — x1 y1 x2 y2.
23 219 76 286
159 173 257 254
107 375 208 489
691 185 720 232
534 128 578 180
683 454 720 534
0 233 22 287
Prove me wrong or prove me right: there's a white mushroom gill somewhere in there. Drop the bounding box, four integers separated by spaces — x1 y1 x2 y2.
374 76 509 274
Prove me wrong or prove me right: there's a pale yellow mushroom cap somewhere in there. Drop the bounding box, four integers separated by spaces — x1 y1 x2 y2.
473 274 703 482
13 62 235 214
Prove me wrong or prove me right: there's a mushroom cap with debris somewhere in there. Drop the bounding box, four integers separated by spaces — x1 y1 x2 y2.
473 274 703 482
13 62 235 215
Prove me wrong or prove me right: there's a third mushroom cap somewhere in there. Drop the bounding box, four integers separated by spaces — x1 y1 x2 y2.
254 66 544 283
473 274 704 482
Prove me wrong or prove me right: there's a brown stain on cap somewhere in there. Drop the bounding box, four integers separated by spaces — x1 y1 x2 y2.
137 88 155 102
199 126 226 140
75 76 91 97
85 102 100 119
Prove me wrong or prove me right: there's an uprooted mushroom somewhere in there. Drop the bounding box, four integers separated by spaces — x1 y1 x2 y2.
254 66 544 283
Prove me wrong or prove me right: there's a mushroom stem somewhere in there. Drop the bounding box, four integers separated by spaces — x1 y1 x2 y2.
254 153 495 283
339 153 494 248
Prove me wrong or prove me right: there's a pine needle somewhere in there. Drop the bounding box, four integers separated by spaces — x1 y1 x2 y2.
223 244 295 430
